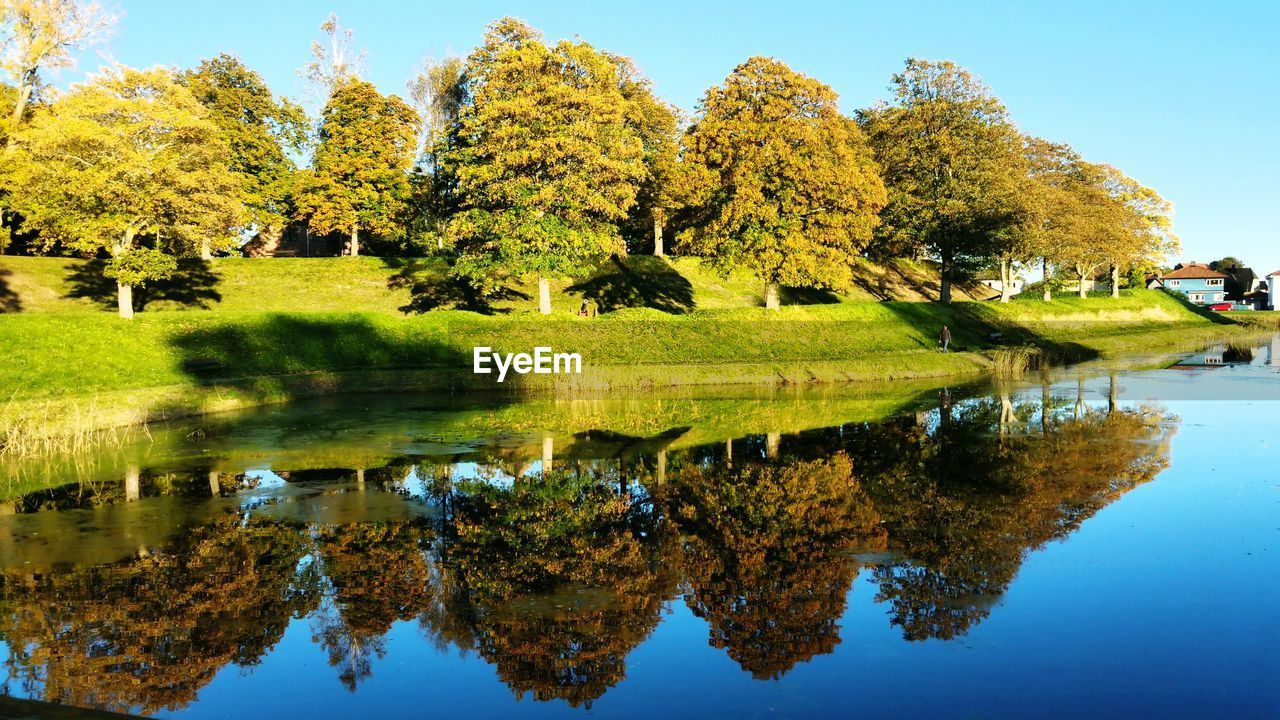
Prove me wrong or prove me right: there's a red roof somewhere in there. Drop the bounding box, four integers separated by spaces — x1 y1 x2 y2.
1269 268 1280 277
1160 263 1228 280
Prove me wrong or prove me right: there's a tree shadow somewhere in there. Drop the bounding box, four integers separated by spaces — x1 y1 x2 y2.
567 255 695 314
385 258 528 315
880 301 1100 365
1156 288 1236 325
65 258 222 311
169 315 473 384
0 266 20 313
779 286 841 305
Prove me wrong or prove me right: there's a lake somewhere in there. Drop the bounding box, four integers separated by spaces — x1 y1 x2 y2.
1 336 1278 719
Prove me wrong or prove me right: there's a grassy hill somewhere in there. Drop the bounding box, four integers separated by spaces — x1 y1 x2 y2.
0 254 993 316
0 254 1257 448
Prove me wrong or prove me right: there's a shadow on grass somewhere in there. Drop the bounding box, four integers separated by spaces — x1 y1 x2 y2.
567 255 695 314
1156 288 1237 325
779 286 841 305
880 301 1100 365
66 258 222 311
169 315 470 383
0 266 19 313
384 258 528 315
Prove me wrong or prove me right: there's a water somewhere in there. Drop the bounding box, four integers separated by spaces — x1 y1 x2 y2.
1 338 1278 719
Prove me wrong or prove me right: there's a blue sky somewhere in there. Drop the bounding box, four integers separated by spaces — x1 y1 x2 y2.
60 1 1280 276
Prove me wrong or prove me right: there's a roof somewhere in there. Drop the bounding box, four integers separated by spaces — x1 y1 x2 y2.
1161 263 1229 280
1269 269 1280 277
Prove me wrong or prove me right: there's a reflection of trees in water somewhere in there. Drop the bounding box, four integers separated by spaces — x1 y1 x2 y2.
0 396 1174 711
422 469 678 707
0 514 318 715
667 453 886 679
312 521 435 691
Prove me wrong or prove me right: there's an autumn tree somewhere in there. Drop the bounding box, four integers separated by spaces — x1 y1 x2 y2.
299 12 364 106
860 59 1025 303
405 55 465 251
179 53 308 258
295 78 420 256
1095 165 1177 298
610 53 682 257
4 66 241 318
442 18 647 315
678 57 885 310
0 0 111 144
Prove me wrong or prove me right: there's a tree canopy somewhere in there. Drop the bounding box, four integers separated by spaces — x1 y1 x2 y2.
295 78 420 256
860 59 1026 303
441 17 648 314
678 57 886 310
3 66 241 317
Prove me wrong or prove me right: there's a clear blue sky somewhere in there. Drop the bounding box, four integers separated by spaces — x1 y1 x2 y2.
64 1 1280 276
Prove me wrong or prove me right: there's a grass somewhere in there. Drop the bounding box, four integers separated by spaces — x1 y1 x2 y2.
0 254 1263 448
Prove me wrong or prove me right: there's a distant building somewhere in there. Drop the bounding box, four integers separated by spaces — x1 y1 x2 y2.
975 273 1025 297
1154 263 1229 305
1269 270 1280 310
1223 267 1262 299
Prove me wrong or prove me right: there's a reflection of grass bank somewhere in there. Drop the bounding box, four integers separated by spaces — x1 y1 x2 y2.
0 290 1258 450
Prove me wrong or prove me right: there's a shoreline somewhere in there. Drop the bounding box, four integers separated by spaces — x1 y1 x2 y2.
1 318 1265 455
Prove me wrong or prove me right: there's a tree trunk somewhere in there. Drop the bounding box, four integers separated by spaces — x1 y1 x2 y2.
117 281 134 320
656 449 666 487
764 282 780 310
1078 271 1088 299
1110 264 1121 299
200 237 213 261
208 470 221 497
6 80 32 151
939 248 953 304
766 432 781 459
652 214 664 257
999 257 1012 303
1109 374 1118 413
725 438 733 469
1042 258 1053 301
350 224 360 257
538 275 552 315
124 466 141 502
541 435 553 474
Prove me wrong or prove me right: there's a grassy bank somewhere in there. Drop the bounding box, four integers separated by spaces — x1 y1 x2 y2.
0 254 1263 448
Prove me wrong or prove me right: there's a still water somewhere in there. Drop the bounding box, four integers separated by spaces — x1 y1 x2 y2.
1 339 1278 719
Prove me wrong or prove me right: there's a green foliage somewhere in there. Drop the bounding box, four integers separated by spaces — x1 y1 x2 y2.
102 247 177 286
859 59 1025 299
3 66 242 315
296 78 420 250
179 53 307 231
442 18 647 289
678 57 886 298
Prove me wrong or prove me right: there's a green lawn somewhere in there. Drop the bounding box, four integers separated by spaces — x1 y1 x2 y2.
0 254 1254 445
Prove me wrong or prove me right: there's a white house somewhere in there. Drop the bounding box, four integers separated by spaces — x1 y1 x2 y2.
1269 270 1279 310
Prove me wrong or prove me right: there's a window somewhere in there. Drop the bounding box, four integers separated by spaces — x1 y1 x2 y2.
1169 279 1181 286
1190 293 1204 301
1208 279 1223 286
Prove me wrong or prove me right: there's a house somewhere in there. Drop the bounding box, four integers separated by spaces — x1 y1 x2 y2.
975 272 1024 297
1155 263 1229 305
1269 270 1280 310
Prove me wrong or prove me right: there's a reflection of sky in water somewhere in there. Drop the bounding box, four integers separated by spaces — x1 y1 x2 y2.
1 338 1276 719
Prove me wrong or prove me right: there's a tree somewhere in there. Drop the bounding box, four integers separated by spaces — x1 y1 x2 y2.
179 54 308 258
1096 166 1177 298
0 0 111 145
678 57 886 310
1018 138 1083 301
442 18 647 315
1209 256 1243 272
299 12 364 106
860 59 1025 303
405 55 466 251
295 78 420 257
609 54 682 257
4 66 241 318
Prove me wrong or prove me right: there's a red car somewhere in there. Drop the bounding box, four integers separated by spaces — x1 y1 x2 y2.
1207 302 1234 311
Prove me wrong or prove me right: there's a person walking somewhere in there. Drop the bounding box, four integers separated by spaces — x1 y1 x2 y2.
939 325 952 353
